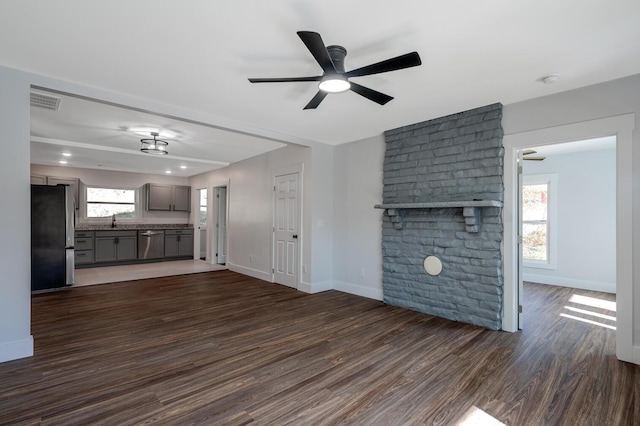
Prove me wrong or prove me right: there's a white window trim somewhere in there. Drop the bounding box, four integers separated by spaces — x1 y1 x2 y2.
82 185 141 223
522 173 558 270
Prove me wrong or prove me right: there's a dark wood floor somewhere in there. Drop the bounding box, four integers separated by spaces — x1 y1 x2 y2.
1 272 637 425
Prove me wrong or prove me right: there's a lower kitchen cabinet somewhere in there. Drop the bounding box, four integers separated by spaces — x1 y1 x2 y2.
74 231 94 265
94 231 137 263
165 229 193 258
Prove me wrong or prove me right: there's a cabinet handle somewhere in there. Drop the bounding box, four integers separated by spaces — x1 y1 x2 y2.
77 239 86 243
115 237 119 244
77 253 86 257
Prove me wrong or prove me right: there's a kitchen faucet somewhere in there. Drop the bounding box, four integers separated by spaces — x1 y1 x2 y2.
111 214 116 228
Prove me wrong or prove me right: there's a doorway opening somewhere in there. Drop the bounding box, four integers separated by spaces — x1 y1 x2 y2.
212 185 228 265
196 188 207 260
502 114 634 363
517 137 617 331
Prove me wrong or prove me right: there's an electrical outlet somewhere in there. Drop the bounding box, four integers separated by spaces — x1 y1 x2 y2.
249 255 254 263
360 268 365 277
302 265 307 274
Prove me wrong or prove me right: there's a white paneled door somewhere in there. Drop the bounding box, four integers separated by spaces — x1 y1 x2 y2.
273 173 299 288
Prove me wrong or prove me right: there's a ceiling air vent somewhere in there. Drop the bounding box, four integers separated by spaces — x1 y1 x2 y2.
30 92 61 111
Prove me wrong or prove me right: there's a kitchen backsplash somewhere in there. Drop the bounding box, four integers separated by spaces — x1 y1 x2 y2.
75 223 193 231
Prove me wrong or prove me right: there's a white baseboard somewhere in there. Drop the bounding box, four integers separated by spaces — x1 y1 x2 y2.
523 273 615 294
298 280 333 294
0 336 33 364
227 262 272 282
633 345 640 365
334 280 383 301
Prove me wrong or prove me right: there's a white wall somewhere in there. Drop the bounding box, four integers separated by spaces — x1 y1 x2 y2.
522 149 616 293
188 144 315 285
333 135 385 300
0 67 33 362
31 164 191 225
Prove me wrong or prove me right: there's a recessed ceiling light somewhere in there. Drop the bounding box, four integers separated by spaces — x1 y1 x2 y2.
59 160 68 164
61 152 72 157
165 170 172 174
180 165 187 169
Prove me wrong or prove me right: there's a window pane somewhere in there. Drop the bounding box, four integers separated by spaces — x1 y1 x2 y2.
523 222 548 261
87 203 135 218
199 207 207 226
522 184 548 221
87 188 135 203
200 191 207 206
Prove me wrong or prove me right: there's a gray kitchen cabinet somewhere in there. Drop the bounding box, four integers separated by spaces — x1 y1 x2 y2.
30 175 81 209
74 231 94 265
172 186 191 212
145 184 191 212
165 229 193 257
30 174 47 185
94 231 137 263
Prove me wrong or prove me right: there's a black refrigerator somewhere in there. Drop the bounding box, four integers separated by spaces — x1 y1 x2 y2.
31 184 75 291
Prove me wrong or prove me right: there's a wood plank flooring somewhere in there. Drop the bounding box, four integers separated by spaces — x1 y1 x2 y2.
0 272 637 425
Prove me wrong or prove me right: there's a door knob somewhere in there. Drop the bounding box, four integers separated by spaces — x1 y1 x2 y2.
292 234 298 239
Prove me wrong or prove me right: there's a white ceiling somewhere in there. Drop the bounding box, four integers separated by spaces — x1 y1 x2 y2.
528 136 617 158
2 1 640 177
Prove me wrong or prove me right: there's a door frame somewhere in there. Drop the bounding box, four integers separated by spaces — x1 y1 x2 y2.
194 187 207 261
502 114 635 363
271 164 303 289
212 183 229 265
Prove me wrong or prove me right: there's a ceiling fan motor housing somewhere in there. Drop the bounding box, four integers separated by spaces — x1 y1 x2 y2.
326 45 347 73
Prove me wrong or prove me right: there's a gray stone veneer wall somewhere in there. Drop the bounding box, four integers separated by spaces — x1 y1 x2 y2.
381 103 504 330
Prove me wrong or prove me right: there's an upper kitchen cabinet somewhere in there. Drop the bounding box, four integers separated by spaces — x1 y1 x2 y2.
31 175 80 210
145 183 191 212
30 174 47 185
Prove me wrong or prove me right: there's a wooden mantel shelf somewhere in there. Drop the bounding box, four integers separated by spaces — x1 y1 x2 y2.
374 200 503 232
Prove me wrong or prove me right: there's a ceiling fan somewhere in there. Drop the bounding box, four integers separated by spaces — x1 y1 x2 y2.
248 31 422 110
522 149 546 161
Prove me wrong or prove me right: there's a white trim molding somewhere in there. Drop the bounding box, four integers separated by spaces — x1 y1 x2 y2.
0 336 33 364
227 262 272 282
334 281 384 301
298 280 333 294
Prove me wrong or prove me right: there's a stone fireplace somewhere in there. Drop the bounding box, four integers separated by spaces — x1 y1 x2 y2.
376 103 504 330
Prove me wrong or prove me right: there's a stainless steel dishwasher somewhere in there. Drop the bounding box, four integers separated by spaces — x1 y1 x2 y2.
138 230 165 260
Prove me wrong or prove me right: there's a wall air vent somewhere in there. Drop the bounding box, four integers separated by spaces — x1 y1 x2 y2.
30 92 61 111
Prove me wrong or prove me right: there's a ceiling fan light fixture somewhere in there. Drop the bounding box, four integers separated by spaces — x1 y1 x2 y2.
319 75 350 93
140 132 169 155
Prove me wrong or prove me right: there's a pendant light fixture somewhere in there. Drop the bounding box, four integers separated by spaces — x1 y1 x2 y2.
140 132 169 155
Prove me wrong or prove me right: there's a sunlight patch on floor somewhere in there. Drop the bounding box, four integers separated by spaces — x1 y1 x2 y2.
455 406 506 426
560 293 617 330
568 294 616 311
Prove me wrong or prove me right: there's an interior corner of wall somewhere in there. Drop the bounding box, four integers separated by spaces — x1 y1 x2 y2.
0 335 34 364
299 280 333 294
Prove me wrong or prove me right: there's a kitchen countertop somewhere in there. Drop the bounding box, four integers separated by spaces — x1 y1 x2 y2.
75 224 194 231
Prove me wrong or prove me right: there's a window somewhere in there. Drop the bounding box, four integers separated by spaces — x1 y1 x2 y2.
198 189 207 226
522 174 557 269
86 187 136 219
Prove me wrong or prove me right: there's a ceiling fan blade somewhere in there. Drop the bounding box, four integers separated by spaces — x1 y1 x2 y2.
297 31 337 74
345 52 422 78
522 149 537 156
248 76 322 83
303 91 328 110
523 157 546 161
349 82 393 105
